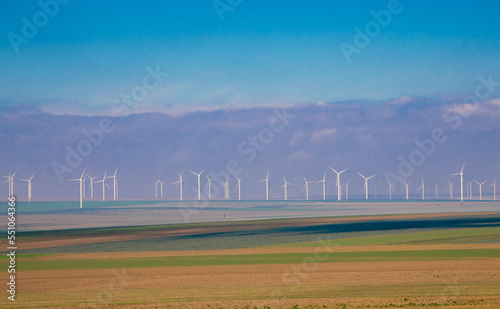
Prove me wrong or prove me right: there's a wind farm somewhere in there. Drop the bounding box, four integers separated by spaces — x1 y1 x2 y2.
2 1 500 308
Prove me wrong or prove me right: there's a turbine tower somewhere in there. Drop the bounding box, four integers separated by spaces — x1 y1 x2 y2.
69 169 86 208
491 177 496 201
448 180 453 199
387 181 393 200
20 173 34 202
159 181 165 198
155 180 160 198
281 177 292 201
467 181 472 199
474 180 487 200
258 170 270 200
303 176 313 200
82 173 86 198
345 180 350 200
206 175 214 199
316 172 327 201
451 163 465 201
223 180 230 200
3 171 16 198
87 175 97 199
435 184 438 199
190 169 205 201
236 176 242 201
329 166 347 201
417 177 425 200
358 172 375 200
95 171 108 201
173 172 184 201
404 181 410 200
107 168 118 201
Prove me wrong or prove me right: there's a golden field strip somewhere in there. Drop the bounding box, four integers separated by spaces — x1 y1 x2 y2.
2 212 500 308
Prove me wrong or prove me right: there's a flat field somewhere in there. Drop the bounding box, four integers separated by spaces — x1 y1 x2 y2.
2 209 500 308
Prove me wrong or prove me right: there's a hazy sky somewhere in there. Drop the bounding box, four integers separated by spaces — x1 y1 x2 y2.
1 0 500 114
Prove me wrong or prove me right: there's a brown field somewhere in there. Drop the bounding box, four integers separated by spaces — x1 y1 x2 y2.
3 211 500 308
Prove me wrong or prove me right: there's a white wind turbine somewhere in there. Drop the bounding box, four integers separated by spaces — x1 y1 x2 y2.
82 173 86 198
159 181 165 198
451 163 465 201
303 176 313 200
107 168 118 201
345 180 350 200
387 181 393 200
358 172 375 200
448 180 453 199
490 178 497 201
316 172 327 201
417 177 425 200
281 177 292 200
466 181 472 199
206 175 214 200
474 180 487 200
236 176 242 201
435 184 438 199
69 169 86 209
329 166 347 201
3 171 16 198
155 180 160 198
95 171 109 202
173 172 185 201
258 170 270 201
190 169 205 201
223 179 230 200
87 175 97 199
20 173 34 202
404 181 410 200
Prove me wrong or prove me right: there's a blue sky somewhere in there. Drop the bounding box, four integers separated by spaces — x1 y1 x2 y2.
1 0 500 114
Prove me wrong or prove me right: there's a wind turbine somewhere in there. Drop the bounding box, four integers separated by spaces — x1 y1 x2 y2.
329 166 347 201
206 175 214 199
190 169 205 201
474 180 487 200
345 180 350 200
466 181 472 199
236 176 242 201
87 175 97 199
303 176 313 200
108 168 118 201
451 163 465 201
316 172 327 201
3 171 16 198
448 180 453 199
258 170 270 200
155 180 160 198
435 184 438 199
69 169 86 208
95 171 108 201
404 181 410 200
490 178 497 201
223 179 230 200
82 173 86 198
417 177 425 200
387 181 393 200
173 172 185 201
159 181 165 198
281 177 292 200
20 173 34 202
358 172 375 200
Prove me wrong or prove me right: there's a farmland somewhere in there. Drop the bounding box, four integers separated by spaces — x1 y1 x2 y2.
1 210 500 308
